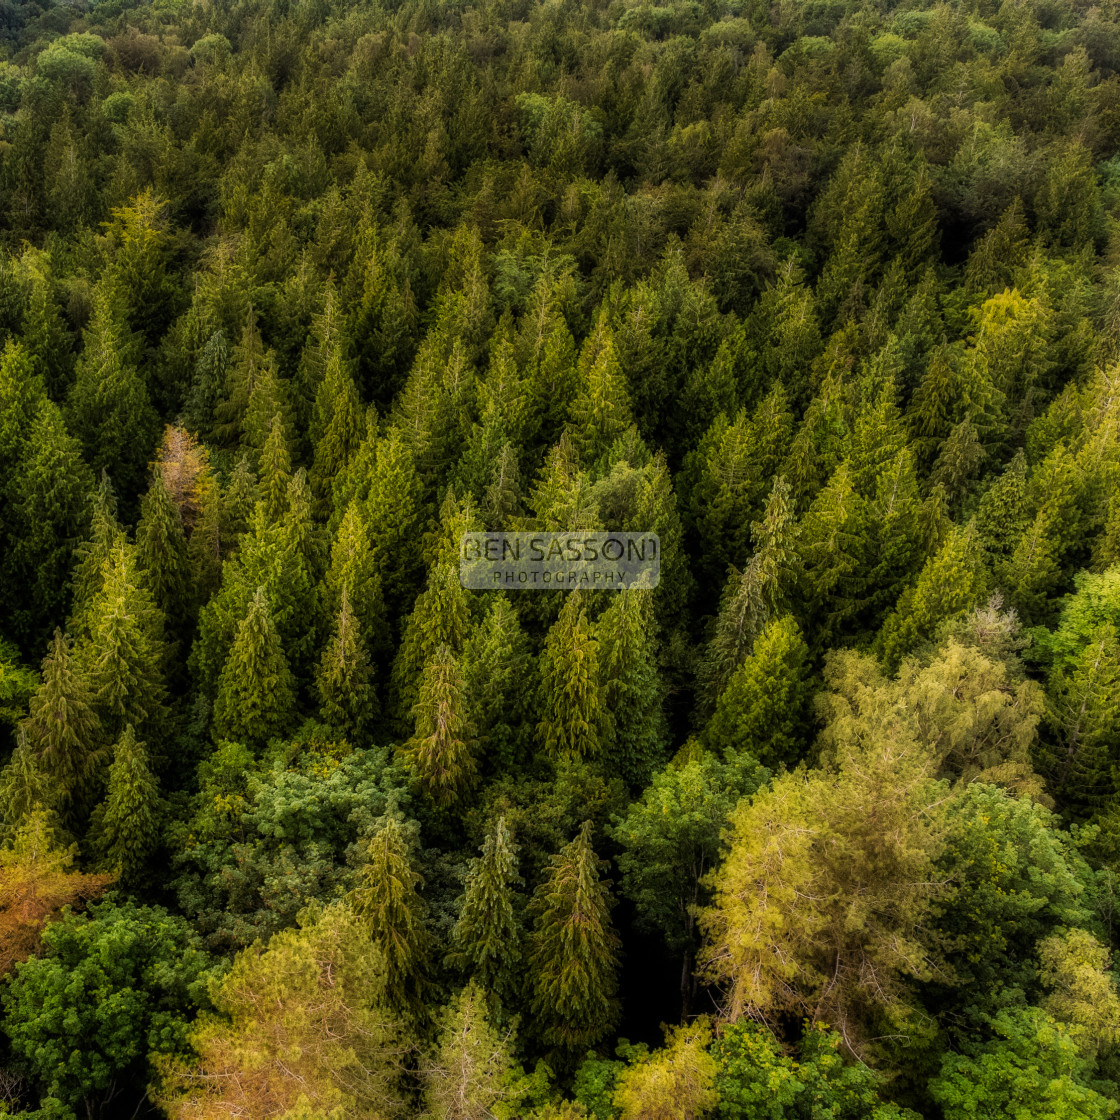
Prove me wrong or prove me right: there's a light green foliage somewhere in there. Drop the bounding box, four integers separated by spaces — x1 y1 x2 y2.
712 1020 918 1120
929 1007 1117 1120
421 980 526 1120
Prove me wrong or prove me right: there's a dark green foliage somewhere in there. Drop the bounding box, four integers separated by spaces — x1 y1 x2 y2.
1 901 212 1116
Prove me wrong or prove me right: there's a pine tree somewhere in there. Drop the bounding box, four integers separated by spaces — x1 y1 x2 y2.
68 472 125 640
537 592 605 761
22 262 73 398
66 287 158 510
212 587 296 748
401 644 476 805
258 413 292 523
316 588 378 743
88 724 159 884
82 543 168 743
0 730 53 836
135 470 191 634
348 813 432 1014
216 307 289 451
21 631 100 829
527 821 621 1052
447 815 523 1001
187 468 223 606
220 454 258 545
596 590 667 789
702 615 811 768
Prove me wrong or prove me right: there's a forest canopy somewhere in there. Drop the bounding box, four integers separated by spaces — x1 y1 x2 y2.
2 0 1120 1114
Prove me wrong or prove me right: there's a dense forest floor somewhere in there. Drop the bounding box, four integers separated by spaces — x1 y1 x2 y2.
3 0 1120 1116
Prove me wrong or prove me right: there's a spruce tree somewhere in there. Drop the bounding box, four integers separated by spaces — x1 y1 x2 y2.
3 400 93 647
82 543 168 743
702 615 811 769
447 815 523 1001
316 588 377 743
88 724 159 884
348 813 432 1014
21 630 100 829
68 472 125 640
310 350 363 508
391 562 470 724
1045 622 1120 814
527 821 621 1052
401 644 476 805
66 287 158 510
212 587 296 748
0 729 53 835
321 500 388 663
696 475 799 712
183 328 229 441
595 590 668 789
258 413 292 523
568 309 633 467
537 592 605 760
462 596 531 773
135 470 191 634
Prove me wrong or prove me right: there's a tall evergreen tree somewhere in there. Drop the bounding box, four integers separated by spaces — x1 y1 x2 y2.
21 630 100 829
81 543 168 744
257 413 292 524
527 821 621 1053
401 644 476 805
447 815 523 1002
596 590 668 789
88 724 159 884
537 592 605 761
316 588 378 743
349 813 432 1015
66 288 158 511
568 310 633 467
212 588 295 749
135 470 191 635
310 350 363 509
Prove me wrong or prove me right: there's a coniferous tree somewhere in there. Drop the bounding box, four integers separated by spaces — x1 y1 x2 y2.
310 350 363 508
316 588 377 742
462 596 531 773
391 562 470 724
568 310 632 467
447 815 523 1002
212 588 295 749
135 471 191 635
537 592 605 761
401 644 476 805
527 820 621 1053
1044 622 1120 814
66 288 158 510
68 472 125 640
697 475 799 712
88 724 159 884
349 813 432 1015
21 630 100 829
257 413 292 523
82 543 167 744
702 615 811 768
596 590 668 788
321 499 388 663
